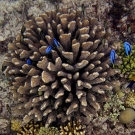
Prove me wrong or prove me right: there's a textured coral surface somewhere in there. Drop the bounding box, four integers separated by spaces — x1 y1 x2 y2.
3 7 120 127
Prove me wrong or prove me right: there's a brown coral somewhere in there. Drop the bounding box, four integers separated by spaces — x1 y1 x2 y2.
11 120 42 135
60 120 85 135
3 8 119 126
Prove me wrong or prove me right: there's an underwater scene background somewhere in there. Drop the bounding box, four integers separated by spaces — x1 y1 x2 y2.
0 0 135 135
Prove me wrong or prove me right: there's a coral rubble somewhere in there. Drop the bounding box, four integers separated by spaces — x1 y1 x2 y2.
0 118 10 134
108 0 135 42
86 118 135 135
0 0 55 41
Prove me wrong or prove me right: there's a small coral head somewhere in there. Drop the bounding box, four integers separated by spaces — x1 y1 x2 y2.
26 58 32 65
45 45 53 54
124 42 132 56
110 49 116 64
53 38 60 47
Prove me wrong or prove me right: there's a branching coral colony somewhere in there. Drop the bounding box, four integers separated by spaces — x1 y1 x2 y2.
3 8 120 127
11 120 42 135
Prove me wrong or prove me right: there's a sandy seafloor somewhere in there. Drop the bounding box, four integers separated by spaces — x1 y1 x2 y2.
0 0 135 134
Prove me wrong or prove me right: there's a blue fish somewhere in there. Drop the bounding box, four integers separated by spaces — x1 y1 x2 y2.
45 45 53 53
126 80 135 89
124 42 132 56
53 38 60 47
110 49 116 65
26 58 32 65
